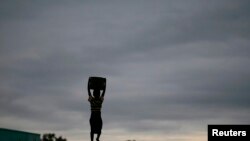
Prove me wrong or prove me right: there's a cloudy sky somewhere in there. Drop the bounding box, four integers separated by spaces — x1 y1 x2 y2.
0 0 250 141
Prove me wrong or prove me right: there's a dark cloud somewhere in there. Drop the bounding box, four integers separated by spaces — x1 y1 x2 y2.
1 0 250 141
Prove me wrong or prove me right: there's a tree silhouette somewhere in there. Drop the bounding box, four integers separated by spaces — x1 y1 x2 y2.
41 133 67 141
56 136 67 141
42 133 55 141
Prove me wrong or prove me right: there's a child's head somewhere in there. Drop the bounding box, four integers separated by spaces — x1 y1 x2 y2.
93 89 100 98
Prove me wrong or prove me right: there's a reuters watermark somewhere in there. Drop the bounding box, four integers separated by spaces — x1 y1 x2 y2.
208 125 249 141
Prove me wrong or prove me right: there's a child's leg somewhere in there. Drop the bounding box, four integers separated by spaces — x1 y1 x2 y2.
90 132 94 141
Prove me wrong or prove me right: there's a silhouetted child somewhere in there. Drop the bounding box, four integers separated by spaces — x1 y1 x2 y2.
88 88 105 141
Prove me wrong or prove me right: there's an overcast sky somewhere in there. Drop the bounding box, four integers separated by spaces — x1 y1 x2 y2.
0 0 250 141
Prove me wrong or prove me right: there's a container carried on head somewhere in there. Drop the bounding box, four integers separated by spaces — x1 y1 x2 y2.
88 76 106 90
